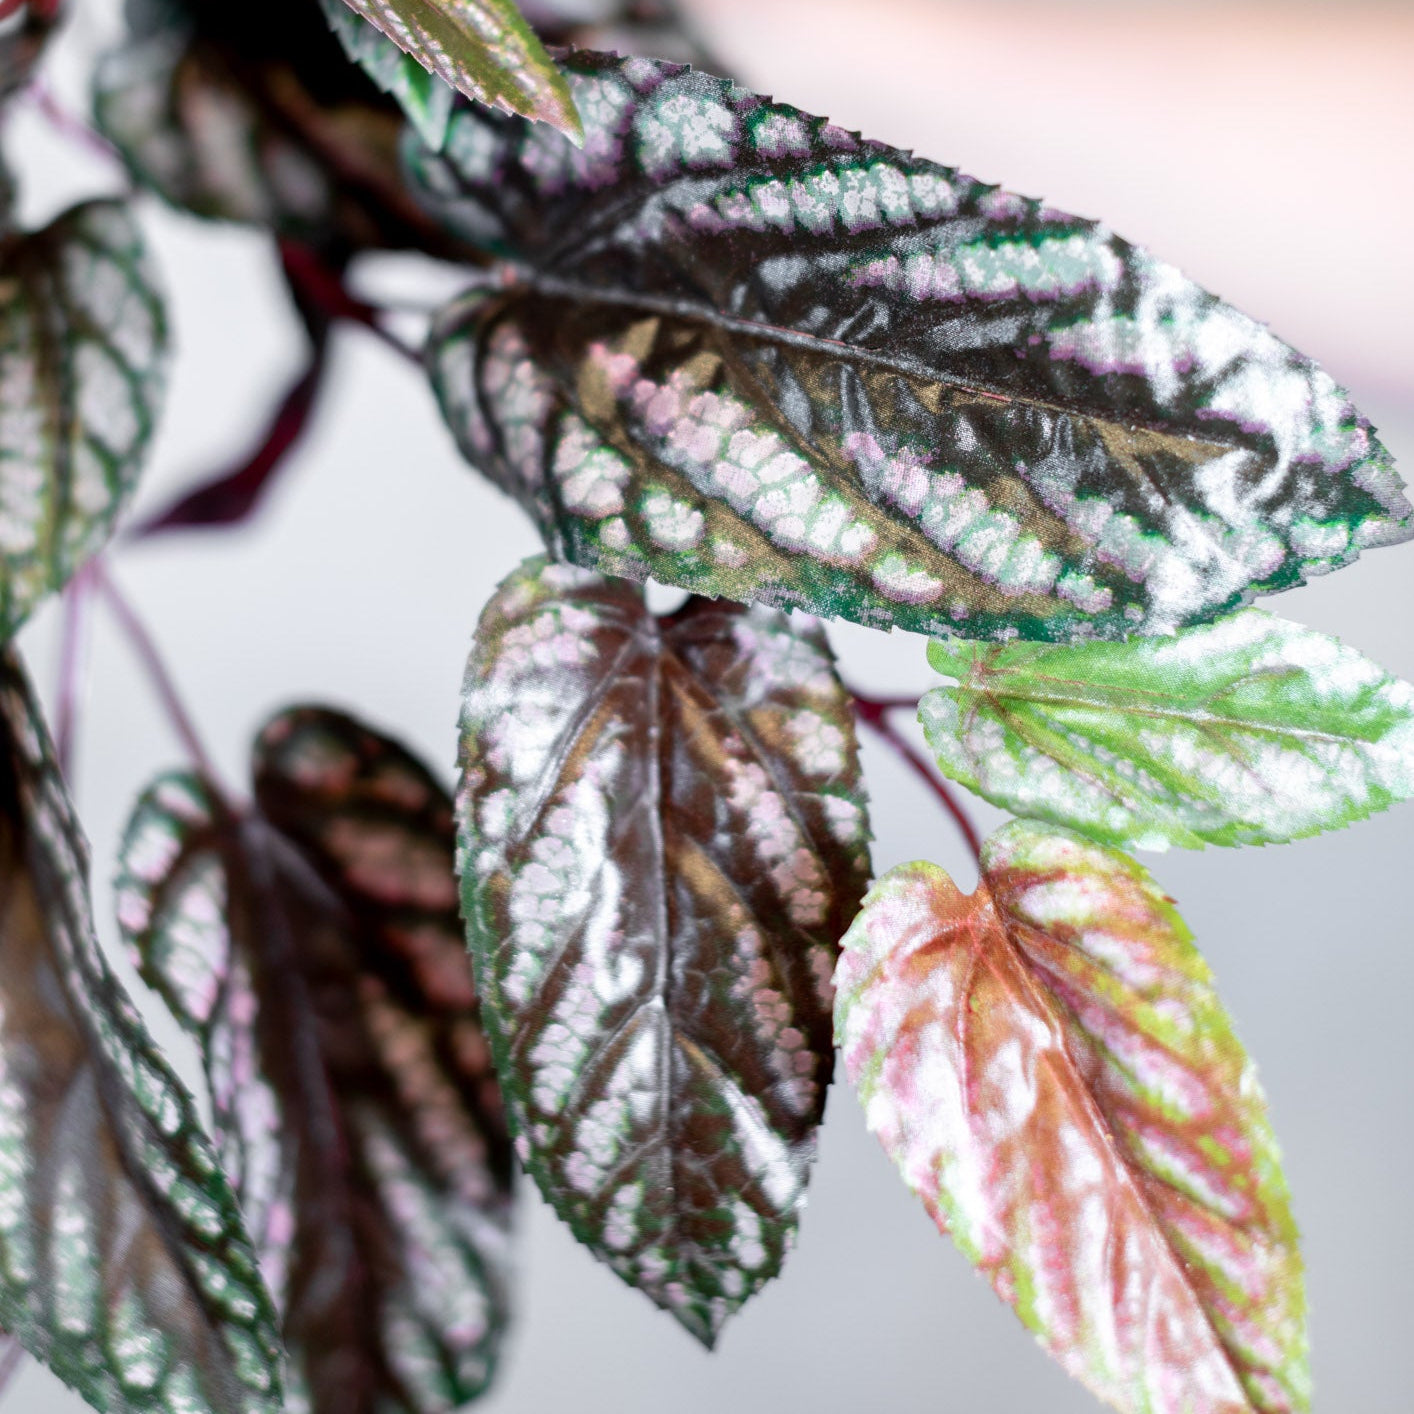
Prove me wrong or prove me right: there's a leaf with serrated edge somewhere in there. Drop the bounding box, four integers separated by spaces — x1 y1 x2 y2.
920 607 1414 850
114 709 513 1414
339 0 580 140
458 555 871 1344
319 0 455 150
418 52 1408 645
0 650 283 1414
835 821 1307 1414
0 201 167 640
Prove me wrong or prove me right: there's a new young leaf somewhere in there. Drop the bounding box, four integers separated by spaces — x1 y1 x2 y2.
0 201 167 640
418 52 1408 645
458 557 871 1344
115 709 514 1414
336 0 581 141
920 607 1414 849
835 821 1306 1414
0 652 283 1414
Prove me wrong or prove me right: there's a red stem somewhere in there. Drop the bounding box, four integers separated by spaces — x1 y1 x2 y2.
853 694 983 863
277 240 420 365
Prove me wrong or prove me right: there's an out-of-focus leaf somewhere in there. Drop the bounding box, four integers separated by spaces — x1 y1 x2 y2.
0 649 284 1414
835 821 1307 1414
114 708 514 1414
318 0 455 149
337 0 580 142
92 0 474 256
518 0 723 68
0 1 61 108
418 52 1409 645
920 607 1414 850
458 555 871 1344
0 199 167 639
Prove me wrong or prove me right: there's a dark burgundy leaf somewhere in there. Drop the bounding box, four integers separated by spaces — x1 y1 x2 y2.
416 52 1409 644
115 708 513 1414
458 556 871 1344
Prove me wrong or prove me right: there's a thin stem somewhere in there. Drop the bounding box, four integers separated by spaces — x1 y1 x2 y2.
91 565 231 799
25 80 123 168
853 694 983 863
277 240 421 366
53 562 94 781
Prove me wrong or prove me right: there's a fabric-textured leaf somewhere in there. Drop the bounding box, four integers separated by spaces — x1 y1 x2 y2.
458 556 870 1344
0 200 167 640
114 708 514 1414
0 650 283 1414
920 607 1414 850
338 0 581 140
835 821 1306 1414
418 52 1409 645
92 0 473 255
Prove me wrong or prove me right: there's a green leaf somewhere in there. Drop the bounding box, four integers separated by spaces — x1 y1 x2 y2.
458 556 871 1344
114 708 514 1414
0 649 283 1414
0 200 167 640
920 607 1414 850
318 0 455 150
337 0 581 141
835 822 1307 1414
417 52 1408 645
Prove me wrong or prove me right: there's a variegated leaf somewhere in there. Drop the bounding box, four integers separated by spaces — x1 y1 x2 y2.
114 710 514 1414
0 200 167 640
338 0 580 140
0 650 283 1414
92 0 470 255
920 607 1414 850
458 556 871 1344
835 821 1306 1414
418 52 1409 645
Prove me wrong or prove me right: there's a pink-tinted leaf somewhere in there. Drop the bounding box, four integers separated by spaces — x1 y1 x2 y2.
458 556 871 1344
835 821 1306 1414
114 708 513 1414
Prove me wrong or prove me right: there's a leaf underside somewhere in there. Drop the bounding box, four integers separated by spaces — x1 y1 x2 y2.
835 822 1307 1414
417 51 1408 645
920 607 1414 850
338 0 581 140
457 556 871 1344
0 651 283 1414
115 708 514 1414
0 200 167 640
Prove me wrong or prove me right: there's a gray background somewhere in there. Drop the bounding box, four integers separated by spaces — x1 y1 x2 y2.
6 0 1412 1409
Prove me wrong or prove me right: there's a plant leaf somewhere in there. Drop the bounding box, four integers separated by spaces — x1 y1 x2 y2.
516 0 724 68
337 0 580 141
318 0 456 150
835 821 1307 1414
92 1 472 256
418 52 1409 645
457 555 871 1344
0 1 60 109
919 607 1414 850
114 710 514 1414
0 649 284 1414
0 200 167 639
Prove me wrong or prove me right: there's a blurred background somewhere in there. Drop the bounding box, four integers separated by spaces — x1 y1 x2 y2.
6 0 1413 1409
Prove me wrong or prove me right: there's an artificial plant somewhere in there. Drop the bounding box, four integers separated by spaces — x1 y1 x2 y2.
0 1 1407 1411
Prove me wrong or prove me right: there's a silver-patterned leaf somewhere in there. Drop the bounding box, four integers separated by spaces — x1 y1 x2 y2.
0 650 283 1414
417 53 1409 644
0 201 167 640
114 711 514 1414
457 555 871 1344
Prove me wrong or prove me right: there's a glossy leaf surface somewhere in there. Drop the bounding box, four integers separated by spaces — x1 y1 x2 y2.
338 0 580 140
115 709 513 1414
920 607 1414 850
0 651 283 1414
835 822 1306 1414
0 200 167 639
420 52 1408 644
93 0 470 255
458 556 870 1343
